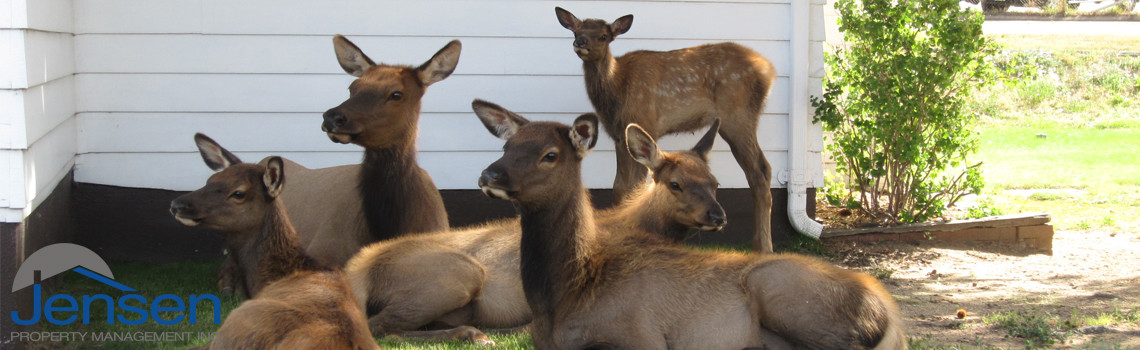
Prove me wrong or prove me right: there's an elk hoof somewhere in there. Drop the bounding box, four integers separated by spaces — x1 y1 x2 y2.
455 326 494 346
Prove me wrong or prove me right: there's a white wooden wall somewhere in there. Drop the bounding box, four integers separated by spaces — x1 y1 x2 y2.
1 0 76 223
5 0 826 221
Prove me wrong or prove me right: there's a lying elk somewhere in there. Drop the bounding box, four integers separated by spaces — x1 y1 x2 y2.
217 35 459 296
342 100 728 344
477 114 906 349
555 7 778 252
171 134 377 350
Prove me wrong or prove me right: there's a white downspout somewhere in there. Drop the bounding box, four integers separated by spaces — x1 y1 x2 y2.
786 0 824 239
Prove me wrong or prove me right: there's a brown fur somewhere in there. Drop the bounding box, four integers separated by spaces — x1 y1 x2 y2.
216 35 459 296
172 134 378 350
555 7 778 253
342 100 729 344
477 115 906 349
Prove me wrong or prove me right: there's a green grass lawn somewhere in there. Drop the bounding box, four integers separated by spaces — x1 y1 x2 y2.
33 260 533 350
975 125 1140 231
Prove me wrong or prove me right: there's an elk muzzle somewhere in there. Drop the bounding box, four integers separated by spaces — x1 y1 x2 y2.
478 166 514 200
169 197 205 227
321 108 358 144
699 206 728 232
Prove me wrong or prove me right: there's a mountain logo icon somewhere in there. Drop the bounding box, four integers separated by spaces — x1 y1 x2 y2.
11 243 136 293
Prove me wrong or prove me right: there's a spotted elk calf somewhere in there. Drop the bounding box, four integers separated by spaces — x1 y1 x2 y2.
477 114 906 350
555 7 778 253
171 134 377 350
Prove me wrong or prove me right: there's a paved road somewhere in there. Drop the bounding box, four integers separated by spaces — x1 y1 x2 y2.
983 20 1140 35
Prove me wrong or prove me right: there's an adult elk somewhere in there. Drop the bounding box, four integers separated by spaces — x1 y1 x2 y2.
477 114 906 349
342 100 728 344
555 7 778 252
217 35 459 296
171 134 378 350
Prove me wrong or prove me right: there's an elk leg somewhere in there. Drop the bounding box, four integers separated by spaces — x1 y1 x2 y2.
389 326 494 346
216 252 241 296
613 140 650 205
367 252 486 338
720 126 773 253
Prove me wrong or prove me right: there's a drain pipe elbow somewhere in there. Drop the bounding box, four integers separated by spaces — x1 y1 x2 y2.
788 180 824 239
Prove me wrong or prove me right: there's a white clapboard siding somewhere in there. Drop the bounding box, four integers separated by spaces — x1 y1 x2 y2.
69 0 824 192
75 1 791 37
77 112 790 154
74 74 792 114
2 0 77 221
75 35 793 78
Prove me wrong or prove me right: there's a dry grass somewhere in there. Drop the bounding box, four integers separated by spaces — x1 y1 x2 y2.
990 34 1140 52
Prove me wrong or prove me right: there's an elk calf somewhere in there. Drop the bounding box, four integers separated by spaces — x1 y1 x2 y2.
342 100 729 344
555 7 778 252
171 134 377 350
477 114 906 349
217 35 459 296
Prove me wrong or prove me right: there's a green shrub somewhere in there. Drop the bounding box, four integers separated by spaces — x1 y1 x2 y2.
813 0 994 224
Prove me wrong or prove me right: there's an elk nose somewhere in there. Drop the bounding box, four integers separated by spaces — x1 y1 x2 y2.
322 110 347 130
574 37 587 48
708 209 727 226
170 200 189 216
479 169 504 186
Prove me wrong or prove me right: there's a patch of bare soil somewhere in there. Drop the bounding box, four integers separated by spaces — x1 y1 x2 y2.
824 229 1140 348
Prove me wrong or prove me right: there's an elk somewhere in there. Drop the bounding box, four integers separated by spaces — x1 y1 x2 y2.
342 100 728 344
171 134 378 350
477 114 907 349
216 35 458 296
554 7 778 253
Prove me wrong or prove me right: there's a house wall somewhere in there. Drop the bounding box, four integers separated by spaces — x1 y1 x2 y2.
1 0 77 346
71 0 825 192
1 0 76 223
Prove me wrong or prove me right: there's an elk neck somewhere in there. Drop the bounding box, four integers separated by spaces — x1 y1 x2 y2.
516 183 600 314
229 199 323 295
581 54 623 131
359 143 420 241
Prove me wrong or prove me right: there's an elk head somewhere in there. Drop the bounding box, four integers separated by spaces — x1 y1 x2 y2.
554 7 632 62
626 120 727 231
170 134 285 232
473 99 598 202
322 35 461 149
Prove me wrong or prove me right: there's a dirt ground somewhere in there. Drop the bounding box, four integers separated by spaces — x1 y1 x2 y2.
823 228 1140 348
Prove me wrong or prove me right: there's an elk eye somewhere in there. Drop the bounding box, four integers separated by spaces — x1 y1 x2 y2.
669 182 682 191
389 91 403 101
230 191 245 200
600 35 608 41
542 152 558 162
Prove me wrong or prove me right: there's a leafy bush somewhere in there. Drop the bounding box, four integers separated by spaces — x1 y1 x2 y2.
813 0 994 224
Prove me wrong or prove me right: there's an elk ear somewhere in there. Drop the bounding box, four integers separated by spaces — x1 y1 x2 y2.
417 40 461 87
625 124 663 169
555 7 581 31
263 156 285 199
473 99 529 140
194 133 242 172
691 119 721 162
570 113 600 158
333 35 375 77
611 14 633 36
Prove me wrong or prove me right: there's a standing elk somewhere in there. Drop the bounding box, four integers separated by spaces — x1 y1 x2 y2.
476 114 906 349
342 100 727 344
217 35 459 296
554 7 778 252
171 134 378 350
